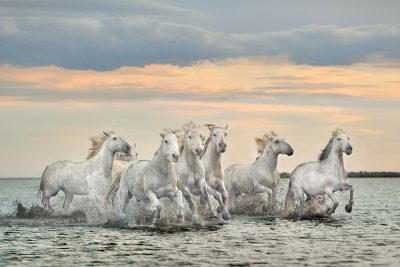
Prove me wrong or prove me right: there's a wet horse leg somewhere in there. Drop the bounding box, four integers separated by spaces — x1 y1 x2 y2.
63 193 73 213
199 180 217 218
146 190 162 222
208 185 230 220
174 187 184 223
182 187 200 224
324 188 339 215
342 183 354 213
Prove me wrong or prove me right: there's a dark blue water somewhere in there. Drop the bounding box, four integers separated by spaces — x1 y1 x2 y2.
1 178 399 266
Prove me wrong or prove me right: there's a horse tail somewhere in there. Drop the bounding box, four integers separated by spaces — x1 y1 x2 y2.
38 166 49 207
285 180 295 212
105 172 122 205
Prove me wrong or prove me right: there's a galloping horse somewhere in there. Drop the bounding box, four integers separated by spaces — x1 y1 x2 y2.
106 129 184 223
175 121 217 223
38 131 132 213
225 131 293 208
285 128 354 215
200 124 230 220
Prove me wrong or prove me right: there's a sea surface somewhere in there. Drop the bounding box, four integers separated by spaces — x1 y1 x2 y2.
1 178 399 266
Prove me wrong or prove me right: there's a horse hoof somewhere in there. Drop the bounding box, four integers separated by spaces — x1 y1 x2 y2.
222 211 230 220
345 204 353 213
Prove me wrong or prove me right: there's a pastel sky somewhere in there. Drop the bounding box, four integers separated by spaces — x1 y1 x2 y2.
1 0 399 177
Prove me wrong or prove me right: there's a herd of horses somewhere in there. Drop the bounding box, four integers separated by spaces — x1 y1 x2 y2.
38 122 354 224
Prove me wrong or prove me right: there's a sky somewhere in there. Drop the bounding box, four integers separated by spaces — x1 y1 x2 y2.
0 0 399 177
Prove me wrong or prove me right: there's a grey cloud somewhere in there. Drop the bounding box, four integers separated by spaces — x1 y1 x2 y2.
0 0 204 17
1 11 400 70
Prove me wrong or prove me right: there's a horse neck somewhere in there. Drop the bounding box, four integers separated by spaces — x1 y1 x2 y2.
205 142 221 171
89 141 115 180
182 144 202 172
152 147 177 185
255 144 278 172
322 147 345 174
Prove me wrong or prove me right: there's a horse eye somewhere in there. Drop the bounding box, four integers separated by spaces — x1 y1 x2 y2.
338 138 341 141
188 136 192 139
112 137 117 141
274 140 279 144
165 140 168 144
213 134 216 137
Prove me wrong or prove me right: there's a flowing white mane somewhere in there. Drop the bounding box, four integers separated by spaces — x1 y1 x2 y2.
179 121 199 153
318 128 346 161
255 130 277 156
86 130 115 159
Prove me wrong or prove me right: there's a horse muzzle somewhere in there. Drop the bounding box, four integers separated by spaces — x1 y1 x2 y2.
172 153 180 162
124 145 132 156
195 148 203 157
219 143 226 153
345 145 353 155
287 147 294 156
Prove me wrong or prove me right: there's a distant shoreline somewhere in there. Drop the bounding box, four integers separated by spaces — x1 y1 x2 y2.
1 171 400 179
279 171 400 178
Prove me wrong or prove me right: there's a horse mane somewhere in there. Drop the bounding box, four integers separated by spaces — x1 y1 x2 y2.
318 128 346 161
255 131 277 158
86 130 115 159
179 121 198 154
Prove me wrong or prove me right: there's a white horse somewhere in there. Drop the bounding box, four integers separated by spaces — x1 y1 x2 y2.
106 129 185 223
285 128 354 215
200 124 230 220
38 131 132 213
112 144 138 181
225 131 294 208
175 121 217 223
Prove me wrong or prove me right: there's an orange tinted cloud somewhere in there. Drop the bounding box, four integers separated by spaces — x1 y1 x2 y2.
1 58 400 99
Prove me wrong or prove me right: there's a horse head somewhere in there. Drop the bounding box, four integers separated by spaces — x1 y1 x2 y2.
160 129 180 162
183 121 204 157
205 123 228 153
103 131 132 156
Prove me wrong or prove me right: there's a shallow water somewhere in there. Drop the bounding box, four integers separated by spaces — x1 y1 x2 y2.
1 178 400 266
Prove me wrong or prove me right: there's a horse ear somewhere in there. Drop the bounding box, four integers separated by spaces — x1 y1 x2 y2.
103 131 110 137
133 142 136 148
160 133 165 138
224 124 229 131
204 124 214 131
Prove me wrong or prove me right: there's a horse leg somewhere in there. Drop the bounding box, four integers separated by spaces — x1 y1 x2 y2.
182 188 200 224
41 194 54 214
41 187 59 214
63 193 73 214
174 187 184 223
267 184 278 213
342 184 354 213
324 188 339 215
115 186 130 218
146 190 162 222
208 185 230 220
199 181 217 218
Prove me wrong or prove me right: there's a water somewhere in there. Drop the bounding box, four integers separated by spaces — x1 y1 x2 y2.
1 178 400 266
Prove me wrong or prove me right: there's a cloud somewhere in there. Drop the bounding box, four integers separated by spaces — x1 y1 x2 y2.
1 3 400 71
0 0 204 18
